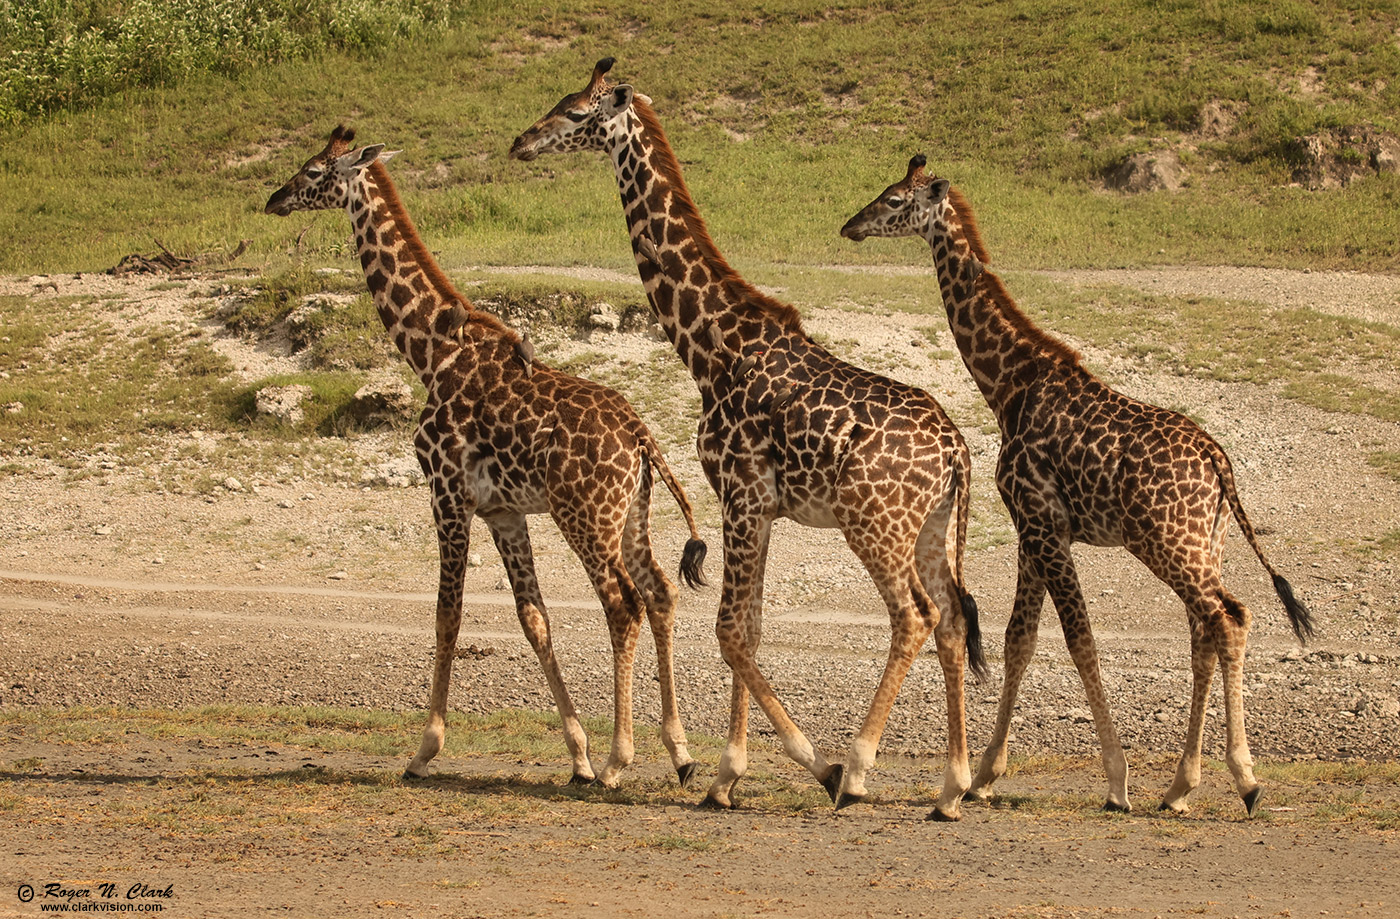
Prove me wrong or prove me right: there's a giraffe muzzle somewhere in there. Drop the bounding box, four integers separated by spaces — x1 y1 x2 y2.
839 220 868 242
264 187 295 217
507 136 539 162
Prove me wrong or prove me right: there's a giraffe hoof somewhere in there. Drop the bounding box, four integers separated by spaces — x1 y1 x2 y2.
834 791 865 811
962 787 991 804
1243 786 1263 818
402 768 427 781
925 807 961 822
1103 799 1132 814
569 773 596 787
676 762 698 789
819 764 844 803
698 794 733 811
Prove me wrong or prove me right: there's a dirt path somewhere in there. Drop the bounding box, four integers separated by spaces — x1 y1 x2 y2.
1 267 1398 917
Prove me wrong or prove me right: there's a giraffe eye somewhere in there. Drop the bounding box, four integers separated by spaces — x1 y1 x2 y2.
885 196 904 208
565 111 589 123
306 167 323 179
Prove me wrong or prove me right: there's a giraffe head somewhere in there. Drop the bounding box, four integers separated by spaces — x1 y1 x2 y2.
839 154 952 243
508 57 648 161
264 125 392 216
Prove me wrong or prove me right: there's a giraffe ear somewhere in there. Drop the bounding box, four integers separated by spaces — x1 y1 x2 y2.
341 144 386 172
599 84 635 120
923 178 951 205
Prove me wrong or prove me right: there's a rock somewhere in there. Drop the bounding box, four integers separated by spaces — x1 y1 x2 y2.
467 553 484 568
1104 151 1184 193
349 371 417 426
255 384 312 426
4 402 23 414
588 303 620 331
223 476 243 492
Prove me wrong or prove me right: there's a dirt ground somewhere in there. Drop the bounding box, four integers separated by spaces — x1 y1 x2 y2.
1 267 1399 918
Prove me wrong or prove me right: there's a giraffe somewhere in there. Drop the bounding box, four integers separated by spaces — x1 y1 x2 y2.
264 125 709 789
510 59 986 819
840 155 1316 816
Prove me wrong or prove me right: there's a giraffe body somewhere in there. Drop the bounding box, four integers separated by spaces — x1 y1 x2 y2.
511 62 985 817
841 156 1315 815
265 126 707 788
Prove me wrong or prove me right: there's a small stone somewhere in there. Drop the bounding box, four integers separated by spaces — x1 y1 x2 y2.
223 476 243 492
328 571 349 581
93 525 113 536
467 553 484 568
277 499 294 509
494 576 511 591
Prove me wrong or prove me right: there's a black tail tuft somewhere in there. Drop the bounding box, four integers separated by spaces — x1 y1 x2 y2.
961 591 988 681
680 537 708 590
1273 573 1316 644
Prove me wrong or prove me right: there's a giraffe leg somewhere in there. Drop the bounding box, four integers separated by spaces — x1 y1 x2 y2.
487 512 594 783
1214 590 1261 816
928 571 972 821
1161 625 1215 813
967 547 1046 803
622 474 696 786
593 562 645 789
835 597 933 811
1034 533 1131 813
405 497 472 780
703 513 836 808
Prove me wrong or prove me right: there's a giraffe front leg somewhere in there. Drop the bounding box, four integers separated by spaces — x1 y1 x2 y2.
967 549 1045 804
405 505 471 780
488 512 594 783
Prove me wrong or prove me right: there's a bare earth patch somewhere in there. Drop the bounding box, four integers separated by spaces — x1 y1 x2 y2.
1 268 1398 917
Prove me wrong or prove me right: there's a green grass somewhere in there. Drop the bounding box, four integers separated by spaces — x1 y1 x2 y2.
0 1 1398 276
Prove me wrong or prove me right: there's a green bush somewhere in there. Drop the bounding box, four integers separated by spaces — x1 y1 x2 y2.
0 0 456 125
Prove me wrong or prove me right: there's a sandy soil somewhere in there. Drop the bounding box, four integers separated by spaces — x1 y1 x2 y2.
1 267 1398 918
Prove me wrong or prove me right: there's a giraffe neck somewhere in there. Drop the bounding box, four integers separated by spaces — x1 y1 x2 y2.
348 163 511 387
604 100 805 406
924 224 1081 421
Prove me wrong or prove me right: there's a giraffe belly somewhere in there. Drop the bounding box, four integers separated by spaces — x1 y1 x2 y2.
782 496 841 529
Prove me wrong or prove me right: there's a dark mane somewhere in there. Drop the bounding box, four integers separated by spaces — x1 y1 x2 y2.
946 187 991 265
367 161 515 340
632 98 804 331
950 186 1086 369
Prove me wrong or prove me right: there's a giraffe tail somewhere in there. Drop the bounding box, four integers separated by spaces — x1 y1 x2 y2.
952 451 987 680
1208 446 1316 643
643 436 708 589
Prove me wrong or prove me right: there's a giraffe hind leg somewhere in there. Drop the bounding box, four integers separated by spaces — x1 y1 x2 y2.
622 472 697 786
1160 623 1215 814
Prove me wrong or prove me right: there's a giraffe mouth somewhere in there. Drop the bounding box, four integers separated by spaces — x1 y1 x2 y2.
507 136 539 162
840 224 868 242
264 188 295 217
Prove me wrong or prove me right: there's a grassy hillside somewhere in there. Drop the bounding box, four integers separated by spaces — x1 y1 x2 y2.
0 0 1397 275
